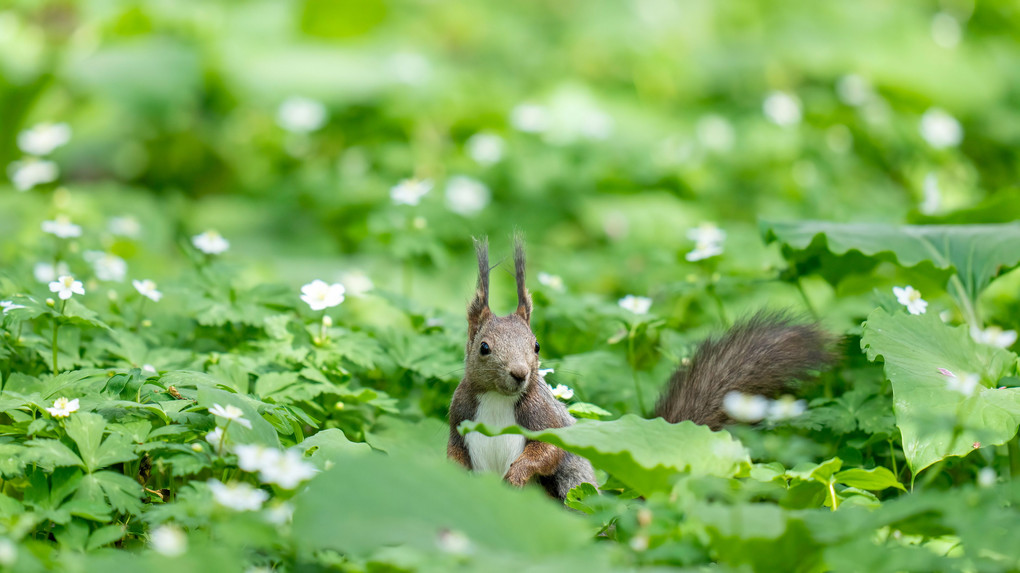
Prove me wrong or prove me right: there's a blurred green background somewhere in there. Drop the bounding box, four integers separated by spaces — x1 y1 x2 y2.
2 0 1018 316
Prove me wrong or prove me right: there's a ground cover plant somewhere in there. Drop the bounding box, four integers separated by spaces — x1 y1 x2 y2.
3 0 1020 571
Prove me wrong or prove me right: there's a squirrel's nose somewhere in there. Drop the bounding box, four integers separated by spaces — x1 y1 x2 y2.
509 365 529 384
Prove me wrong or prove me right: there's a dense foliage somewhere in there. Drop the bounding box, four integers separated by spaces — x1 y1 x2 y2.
3 0 1020 571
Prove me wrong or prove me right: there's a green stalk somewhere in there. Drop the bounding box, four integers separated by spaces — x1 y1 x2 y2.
52 299 67 373
628 326 646 416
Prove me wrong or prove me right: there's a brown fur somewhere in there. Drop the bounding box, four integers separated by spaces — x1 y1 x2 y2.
653 311 836 429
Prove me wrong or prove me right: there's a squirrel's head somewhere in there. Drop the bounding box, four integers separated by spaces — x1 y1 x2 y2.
464 235 539 397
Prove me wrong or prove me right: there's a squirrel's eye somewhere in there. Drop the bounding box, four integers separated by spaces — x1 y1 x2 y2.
479 342 491 355
534 342 540 354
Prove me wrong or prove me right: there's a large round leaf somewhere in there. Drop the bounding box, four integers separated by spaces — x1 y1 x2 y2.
861 308 1020 474
461 414 750 496
761 220 1020 301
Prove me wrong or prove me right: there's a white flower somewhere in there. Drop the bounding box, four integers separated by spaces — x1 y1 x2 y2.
538 367 555 377
207 479 268 511
18 122 71 156
977 467 996 488
34 261 69 283
931 12 961 49
192 231 230 254
921 173 941 215
548 383 574 401
300 279 345 311
8 158 58 191
84 251 127 282
687 222 726 247
108 216 141 238
767 396 807 420
133 279 163 302
142 364 157 375
264 502 295 525
437 529 472 555
722 391 769 423
920 108 963 149
205 427 225 449
970 325 1018 349
257 448 317 489
390 52 431 85
45 397 80 418
946 373 980 397
41 215 82 238
835 74 874 107
618 295 652 315
149 524 187 557
696 115 735 152
233 444 279 473
466 132 504 165
208 403 252 429
685 240 724 262
338 271 373 296
762 91 802 127
1 301 25 314
444 176 491 216
276 96 327 133
893 286 928 315
0 538 15 566
390 178 432 206
510 103 550 133
48 275 85 300
537 272 564 291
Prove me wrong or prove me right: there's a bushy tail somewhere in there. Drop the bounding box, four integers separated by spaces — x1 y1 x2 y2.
653 311 836 429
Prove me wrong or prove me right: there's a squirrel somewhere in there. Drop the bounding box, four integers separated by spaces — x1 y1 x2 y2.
447 236 836 500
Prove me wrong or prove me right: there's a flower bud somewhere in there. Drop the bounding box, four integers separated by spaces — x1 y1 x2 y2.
322 315 333 327
46 298 55 307
141 319 152 328
191 443 203 452
334 401 345 411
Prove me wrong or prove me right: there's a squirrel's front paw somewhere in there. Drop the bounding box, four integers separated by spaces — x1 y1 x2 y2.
504 464 532 487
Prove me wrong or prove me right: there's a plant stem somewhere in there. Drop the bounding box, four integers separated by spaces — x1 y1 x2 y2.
889 438 899 480
827 479 839 511
948 274 979 328
794 277 818 319
51 299 66 373
1009 434 1020 479
218 420 231 456
706 283 729 327
627 326 646 416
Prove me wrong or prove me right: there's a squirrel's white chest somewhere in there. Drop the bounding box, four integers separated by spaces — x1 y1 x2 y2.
465 392 526 476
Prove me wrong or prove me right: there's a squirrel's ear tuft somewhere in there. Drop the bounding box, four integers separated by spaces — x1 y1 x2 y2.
467 237 492 339
513 233 532 325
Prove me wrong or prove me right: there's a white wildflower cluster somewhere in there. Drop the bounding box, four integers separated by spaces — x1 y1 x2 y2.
277 97 327 134
209 403 252 429
207 479 269 511
685 222 725 262
618 294 652 315
444 176 490 216
939 368 981 397
390 178 433 206
300 280 345 311
149 524 187 556
548 384 574 401
234 444 317 489
8 122 70 191
892 286 927 315
537 272 565 292
41 215 82 239
510 92 613 144
971 325 1018 349
133 279 163 302
919 108 963 149
722 392 807 423
85 251 127 282
466 132 504 165
763 91 802 127
46 397 80 418
192 230 230 255
49 276 85 300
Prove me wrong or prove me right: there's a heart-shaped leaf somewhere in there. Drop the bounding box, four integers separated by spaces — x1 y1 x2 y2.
861 308 1020 474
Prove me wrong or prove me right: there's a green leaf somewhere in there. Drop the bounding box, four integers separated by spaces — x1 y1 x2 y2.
567 401 613 419
291 451 595 559
86 523 126 551
461 415 750 496
63 413 106 473
761 220 1020 300
295 429 371 470
196 387 281 447
861 308 1020 473
24 439 85 470
834 467 906 492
